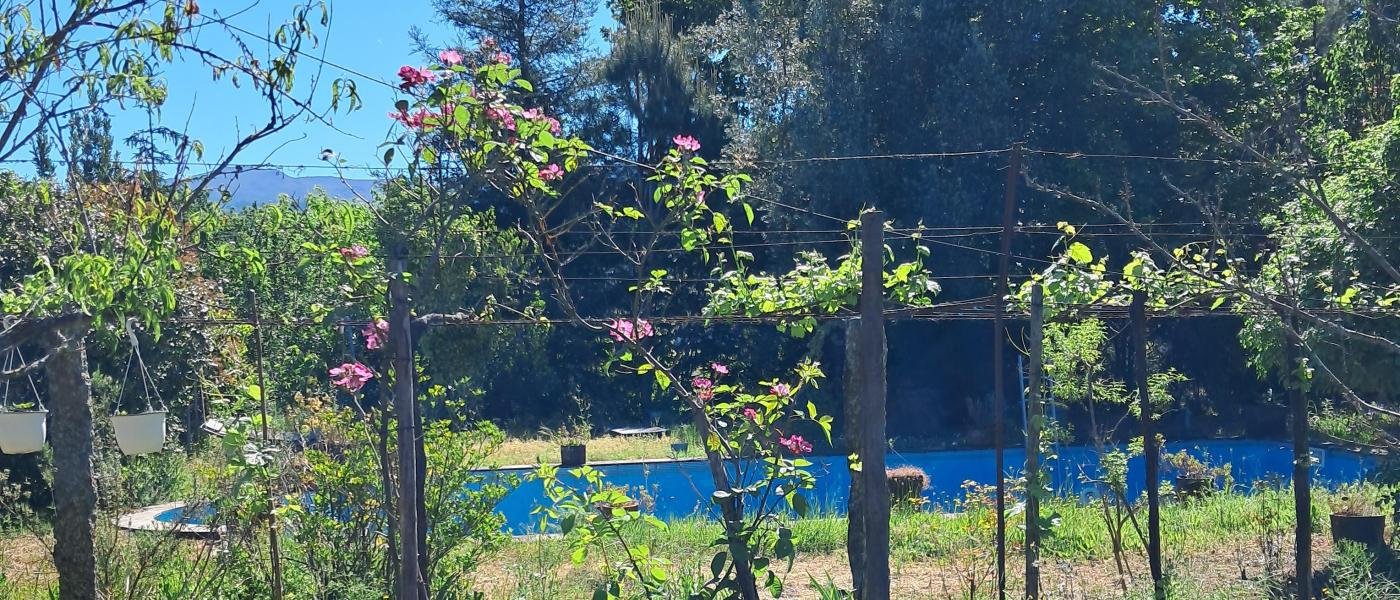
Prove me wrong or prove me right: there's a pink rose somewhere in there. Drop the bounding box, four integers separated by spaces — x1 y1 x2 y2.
329 362 374 393
493 51 512 65
485 106 516 131
397 65 435 90
743 407 758 421
546 117 562 135
672 134 701 152
711 362 729 375
480 36 498 50
339 245 369 260
778 434 812 455
438 49 463 66
539 164 563 181
691 377 712 390
390 108 431 129
363 318 389 350
770 383 791 397
607 318 654 343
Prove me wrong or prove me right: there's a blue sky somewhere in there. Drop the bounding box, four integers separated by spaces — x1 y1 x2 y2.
49 0 611 178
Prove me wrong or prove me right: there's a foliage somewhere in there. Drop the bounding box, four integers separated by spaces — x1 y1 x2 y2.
1326 541 1400 600
1328 483 1393 517
1163 449 1230 481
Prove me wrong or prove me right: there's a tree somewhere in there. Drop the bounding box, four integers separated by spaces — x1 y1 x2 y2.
421 0 597 110
0 3 355 597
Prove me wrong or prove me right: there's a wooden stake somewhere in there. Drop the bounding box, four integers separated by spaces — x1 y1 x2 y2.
1286 324 1312 599
248 290 285 600
993 143 1021 600
859 210 890 600
1025 284 1044 599
390 246 423 600
1132 290 1164 600
844 319 866 595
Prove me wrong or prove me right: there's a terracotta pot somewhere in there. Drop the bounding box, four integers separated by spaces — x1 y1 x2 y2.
1331 513 1386 550
1175 476 1214 500
560 443 587 467
0 410 47 454
595 500 640 519
112 411 168 456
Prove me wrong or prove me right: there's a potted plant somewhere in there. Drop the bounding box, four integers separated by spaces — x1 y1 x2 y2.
112 409 168 456
1164 450 1227 500
544 420 590 467
1329 483 1389 550
0 401 47 455
887 466 930 508
0 349 46 455
593 485 640 519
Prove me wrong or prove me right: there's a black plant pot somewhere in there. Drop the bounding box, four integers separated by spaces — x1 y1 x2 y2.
560 443 587 467
670 442 689 454
1175 476 1214 500
1331 513 1386 550
888 474 928 505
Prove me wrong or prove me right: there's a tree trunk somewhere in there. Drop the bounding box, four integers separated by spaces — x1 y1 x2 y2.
46 316 96 600
844 319 865 595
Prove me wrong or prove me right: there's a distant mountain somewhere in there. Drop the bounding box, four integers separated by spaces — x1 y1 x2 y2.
204 168 376 210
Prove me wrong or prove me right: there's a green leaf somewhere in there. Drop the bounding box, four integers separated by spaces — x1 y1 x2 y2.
710 551 727 578
1067 242 1093 265
744 203 755 225
246 384 262 402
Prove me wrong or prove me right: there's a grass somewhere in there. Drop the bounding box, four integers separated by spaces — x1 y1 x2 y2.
1 487 1386 599
489 430 704 466
475 486 1353 598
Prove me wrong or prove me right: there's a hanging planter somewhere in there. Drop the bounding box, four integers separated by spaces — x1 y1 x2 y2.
110 319 168 456
1 337 47 455
112 410 168 456
0 409 47 454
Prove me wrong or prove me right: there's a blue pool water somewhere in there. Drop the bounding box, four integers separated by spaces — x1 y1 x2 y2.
151 440 1376 534
155 503 215 524
490 440 1376 533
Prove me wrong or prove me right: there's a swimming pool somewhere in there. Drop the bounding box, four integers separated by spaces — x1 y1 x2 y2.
490 439 1376 533
146 439 1376 534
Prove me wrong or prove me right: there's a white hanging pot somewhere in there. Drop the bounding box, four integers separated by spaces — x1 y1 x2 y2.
0 410 47 454
112 410 167 456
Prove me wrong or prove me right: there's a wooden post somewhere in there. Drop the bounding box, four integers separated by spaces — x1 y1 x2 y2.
45 316 97 600
1286 325 1312 599
993 143 1020 600
1025 285 1044 599
1132 291 1164 600
843 319 866 596
248 291 285 600
390 246 423 600
858 210 890 600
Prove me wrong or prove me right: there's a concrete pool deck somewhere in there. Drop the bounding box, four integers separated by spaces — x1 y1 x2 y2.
117 501 222 538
